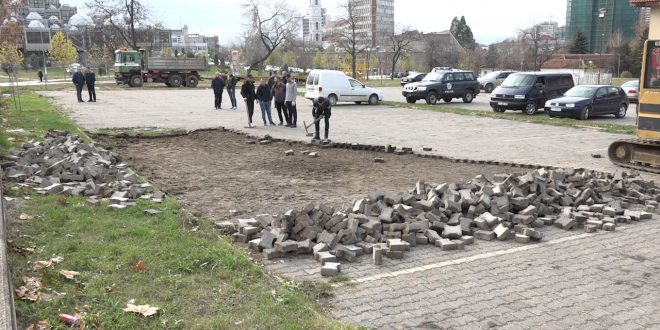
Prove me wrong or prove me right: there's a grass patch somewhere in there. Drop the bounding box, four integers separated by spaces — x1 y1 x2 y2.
8 196 346 329
384 101 636 135
328 275 352 284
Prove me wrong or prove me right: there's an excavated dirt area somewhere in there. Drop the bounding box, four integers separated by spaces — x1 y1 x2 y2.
97 130 519 221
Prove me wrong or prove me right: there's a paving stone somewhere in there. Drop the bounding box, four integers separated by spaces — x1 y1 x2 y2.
555 216 576 230
584 224 598 233
514 234 530 243
435 239 457 251
320 262 341 277
474 230 496 241
493 224 511 241
316 251 337 264
603 223 616 231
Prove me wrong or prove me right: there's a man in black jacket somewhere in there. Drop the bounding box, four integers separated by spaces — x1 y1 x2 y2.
313 96 332 141
256 78 275 126
71 67 85 102
211 72 226 109
240 74 257 128
84 67 96 102
226 70 238 109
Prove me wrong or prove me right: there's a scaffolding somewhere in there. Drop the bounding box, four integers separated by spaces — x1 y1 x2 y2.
566 0 641 53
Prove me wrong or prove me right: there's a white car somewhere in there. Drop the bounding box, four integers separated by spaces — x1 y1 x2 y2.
305 69 384 105
66 63 81 73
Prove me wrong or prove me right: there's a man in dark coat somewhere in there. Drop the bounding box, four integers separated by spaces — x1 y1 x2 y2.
271 77 288 125
211 72 226 109
256 78 275 126
240 74 257 127
226 70 238 109
84 67 96 102
312 96 332 141
71 67 85 103
37 70 43 82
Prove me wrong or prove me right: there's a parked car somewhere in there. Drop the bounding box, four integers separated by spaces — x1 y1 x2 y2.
490 72 574 115
478 71 516 93
400 72 426 86
544 85 628 120
305 69 384 105
401 69 479 104
620 80 639 103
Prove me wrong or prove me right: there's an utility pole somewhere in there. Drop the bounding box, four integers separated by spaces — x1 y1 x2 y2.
597 8 608 84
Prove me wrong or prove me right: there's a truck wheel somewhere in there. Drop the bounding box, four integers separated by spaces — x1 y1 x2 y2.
130 75 143 87
524 102 537 115
406 97 416 104
462 90 474 103
425 92 438 105
185 75 199 88
168 75 182 87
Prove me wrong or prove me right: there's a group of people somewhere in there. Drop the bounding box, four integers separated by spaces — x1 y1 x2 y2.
71 67 96 102
211 70 238 110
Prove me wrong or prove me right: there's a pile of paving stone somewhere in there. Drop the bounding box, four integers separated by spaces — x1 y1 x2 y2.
220 168 658 277
1 130 164 208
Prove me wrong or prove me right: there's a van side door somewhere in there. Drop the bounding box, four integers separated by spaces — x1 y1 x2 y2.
347 78 366 101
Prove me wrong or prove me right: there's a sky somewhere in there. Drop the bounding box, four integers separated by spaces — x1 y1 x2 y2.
63 0 567 45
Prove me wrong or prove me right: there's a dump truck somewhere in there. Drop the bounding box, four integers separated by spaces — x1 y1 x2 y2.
608 0 660 173
113 48 208 88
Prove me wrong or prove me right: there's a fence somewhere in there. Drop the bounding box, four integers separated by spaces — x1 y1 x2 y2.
574 72 612 85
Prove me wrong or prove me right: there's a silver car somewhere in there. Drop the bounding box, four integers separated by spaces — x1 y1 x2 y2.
621 80 639 103
478 71 516 93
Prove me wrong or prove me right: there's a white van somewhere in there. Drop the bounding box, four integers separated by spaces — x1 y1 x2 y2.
305 70 384 105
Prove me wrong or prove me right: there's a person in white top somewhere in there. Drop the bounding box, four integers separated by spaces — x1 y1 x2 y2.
285 75 298 128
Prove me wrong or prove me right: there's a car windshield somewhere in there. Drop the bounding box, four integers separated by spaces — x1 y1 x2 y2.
482 72 499 79
621 80 639 87
422 72 444 82
564 86 597 98
500 74 536 88
405 72 420 78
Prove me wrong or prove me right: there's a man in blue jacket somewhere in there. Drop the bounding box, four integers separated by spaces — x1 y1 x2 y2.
72 67 85 102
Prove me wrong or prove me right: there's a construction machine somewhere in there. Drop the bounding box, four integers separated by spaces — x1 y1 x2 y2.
608 1 660 173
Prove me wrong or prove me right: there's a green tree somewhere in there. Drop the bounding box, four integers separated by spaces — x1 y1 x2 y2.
402 54 412 72
49 32 78 77
485 44 498 69
213 53 219 66
450 16 475 50
313 51 328 69
266 50 281 66
283 50 295 67
569 31 589 54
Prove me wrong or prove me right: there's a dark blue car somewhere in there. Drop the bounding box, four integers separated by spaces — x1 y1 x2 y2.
544 85 629 120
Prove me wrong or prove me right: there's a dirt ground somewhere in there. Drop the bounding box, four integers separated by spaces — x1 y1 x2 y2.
98 130 518 221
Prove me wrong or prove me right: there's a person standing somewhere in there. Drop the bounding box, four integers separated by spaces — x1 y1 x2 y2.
285 75 298 128
240 74 257 128
312 96 332 141
271 77 288 126
37 70 43 83
84 67 96 102
226 70 238 109
267 71 277 90
72 67 85 103
256 78 275 126
211 72 226 109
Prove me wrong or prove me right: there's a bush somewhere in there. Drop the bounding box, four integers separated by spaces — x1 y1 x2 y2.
620 71 633 78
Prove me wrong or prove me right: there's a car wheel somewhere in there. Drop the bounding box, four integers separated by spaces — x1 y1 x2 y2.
442 97 452 103
168 74 182 87
406 97 416 104
328 94 338 106
579 106 591 120
462 90 474 103
523 102 537 115
368 94 379 105
426 92 438 105
614 104 627 118
484 84 494 93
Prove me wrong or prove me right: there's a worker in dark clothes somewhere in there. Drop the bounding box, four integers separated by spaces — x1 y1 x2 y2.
312 96 332 141
271 77 288 125
84 67 96 102
240 74 257 128
71 67 85 103
37 70 43 82
211 72 226 109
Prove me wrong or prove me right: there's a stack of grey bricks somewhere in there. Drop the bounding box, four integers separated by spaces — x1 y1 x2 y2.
224 167 657 276
2 130 164 208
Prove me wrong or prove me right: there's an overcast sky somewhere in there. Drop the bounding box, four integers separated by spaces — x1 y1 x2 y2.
64 0 567 45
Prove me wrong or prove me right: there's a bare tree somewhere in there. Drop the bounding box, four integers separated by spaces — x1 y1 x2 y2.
86 0 149 50
333 1 366 78
519 25 558 71
386 27 416 79
242 0 299 73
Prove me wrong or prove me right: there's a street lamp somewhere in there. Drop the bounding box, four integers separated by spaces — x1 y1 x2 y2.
597 7 608 84
375 45 382 83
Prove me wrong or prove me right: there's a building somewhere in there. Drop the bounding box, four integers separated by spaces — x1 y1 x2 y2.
640 6 652 25
565 0 642 53
170 25 211 54
536 21 560 38
351 0 394 47
302 0 330 44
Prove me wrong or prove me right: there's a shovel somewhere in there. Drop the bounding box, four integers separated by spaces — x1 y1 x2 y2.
303 114 325 137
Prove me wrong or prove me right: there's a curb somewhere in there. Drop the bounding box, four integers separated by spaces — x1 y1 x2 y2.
0 176 18 330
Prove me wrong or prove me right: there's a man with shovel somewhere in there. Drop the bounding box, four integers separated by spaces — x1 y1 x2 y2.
312 96 332 142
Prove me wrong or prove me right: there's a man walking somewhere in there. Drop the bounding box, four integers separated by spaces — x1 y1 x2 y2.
312 96 332 141
84 67 96 102
285 75 298 128
271 77 288 126
211 72 226 109
240 74 257 128
37 70 43 83
226 70 238 109
256 78 276 126
72 67 85 103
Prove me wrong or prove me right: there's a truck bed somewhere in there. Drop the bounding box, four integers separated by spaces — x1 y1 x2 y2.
146 57 207 71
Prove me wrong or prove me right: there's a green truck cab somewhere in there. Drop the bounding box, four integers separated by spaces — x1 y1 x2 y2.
114 48 208 88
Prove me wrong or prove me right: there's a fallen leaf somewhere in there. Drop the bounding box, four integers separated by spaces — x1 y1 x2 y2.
10 243 34 256
24 320 49 330
75 305 91 313
59 270 80 280
33 256 64 270
15 286 40 301
19 213 32 220
123 303 160 317
92 314 101 328
133 260 146 271
104 283 117 293
22 276 42 290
